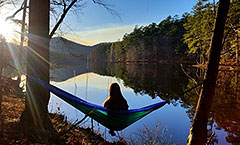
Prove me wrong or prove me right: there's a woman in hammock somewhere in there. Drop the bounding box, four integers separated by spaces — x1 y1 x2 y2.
103 83 128 135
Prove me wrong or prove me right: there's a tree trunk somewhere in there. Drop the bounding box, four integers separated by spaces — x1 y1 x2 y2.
0 41 4 117
16 0 28 86
20 0 27 47
187 0 230 144
236 33 239 65
0 38 6 120
20 0 52 131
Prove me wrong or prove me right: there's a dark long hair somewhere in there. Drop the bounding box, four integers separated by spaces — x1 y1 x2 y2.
109 83 123 99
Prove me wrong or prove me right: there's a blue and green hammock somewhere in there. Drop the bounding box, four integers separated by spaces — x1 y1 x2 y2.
30 77 167 131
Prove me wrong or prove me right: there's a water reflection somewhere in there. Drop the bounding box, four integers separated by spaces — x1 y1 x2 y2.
91 62 192 100
50 61 240 144
213 71 240 144
49 67 191 143
49 72 189 142
90 62 240 144
50 61 92 82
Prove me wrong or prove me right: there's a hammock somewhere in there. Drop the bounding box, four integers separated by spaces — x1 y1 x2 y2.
30 77 167 131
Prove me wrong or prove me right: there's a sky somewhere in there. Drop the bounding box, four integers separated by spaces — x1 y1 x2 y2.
0 0 198 46
62 0 198 46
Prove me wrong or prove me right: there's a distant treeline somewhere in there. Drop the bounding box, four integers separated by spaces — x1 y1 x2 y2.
90 0 240 64
90 15 188 63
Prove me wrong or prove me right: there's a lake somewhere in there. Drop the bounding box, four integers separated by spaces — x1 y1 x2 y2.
49 62 239 144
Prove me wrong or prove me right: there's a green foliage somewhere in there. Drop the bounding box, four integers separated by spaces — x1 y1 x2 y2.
91 0 240 63
119 16 188 62
184 0 240 62
90 15 189 62
184 0 215 54
90 43 111 61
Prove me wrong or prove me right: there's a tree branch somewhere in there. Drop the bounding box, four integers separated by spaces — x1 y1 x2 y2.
50 0 121 38
49 0 77 38
92 0 121 20
5 3 29 21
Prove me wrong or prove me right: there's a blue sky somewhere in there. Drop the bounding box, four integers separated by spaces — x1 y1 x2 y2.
60 0 198 45
0 0 198 45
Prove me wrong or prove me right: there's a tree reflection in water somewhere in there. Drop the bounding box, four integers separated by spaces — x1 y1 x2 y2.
213 71 240 144
91 61 240 144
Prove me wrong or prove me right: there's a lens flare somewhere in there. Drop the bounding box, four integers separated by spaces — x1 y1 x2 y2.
0 18 16 41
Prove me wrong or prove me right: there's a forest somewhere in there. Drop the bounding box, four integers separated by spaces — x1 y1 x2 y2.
90 15 188 63
0 0 239 144
90 0 240 66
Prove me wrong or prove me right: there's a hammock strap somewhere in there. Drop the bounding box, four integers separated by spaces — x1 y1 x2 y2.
61 108 96 135
180 82 203 96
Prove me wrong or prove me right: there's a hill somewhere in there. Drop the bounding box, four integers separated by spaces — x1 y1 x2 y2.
50 37 98 66
50 37 97 56
50 37 96 81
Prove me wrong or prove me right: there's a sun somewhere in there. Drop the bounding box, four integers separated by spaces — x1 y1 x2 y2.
0 18 16 41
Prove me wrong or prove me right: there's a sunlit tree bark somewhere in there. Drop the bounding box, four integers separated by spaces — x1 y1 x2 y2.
187 0 230 144
20 0 52 131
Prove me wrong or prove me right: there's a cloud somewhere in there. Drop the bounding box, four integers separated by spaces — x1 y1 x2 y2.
65 24 136 46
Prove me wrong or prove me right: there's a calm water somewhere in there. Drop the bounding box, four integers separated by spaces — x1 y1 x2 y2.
49 62 239 144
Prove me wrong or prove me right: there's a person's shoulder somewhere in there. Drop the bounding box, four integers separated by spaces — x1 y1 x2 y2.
103 96 111 107
122 97 129 109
